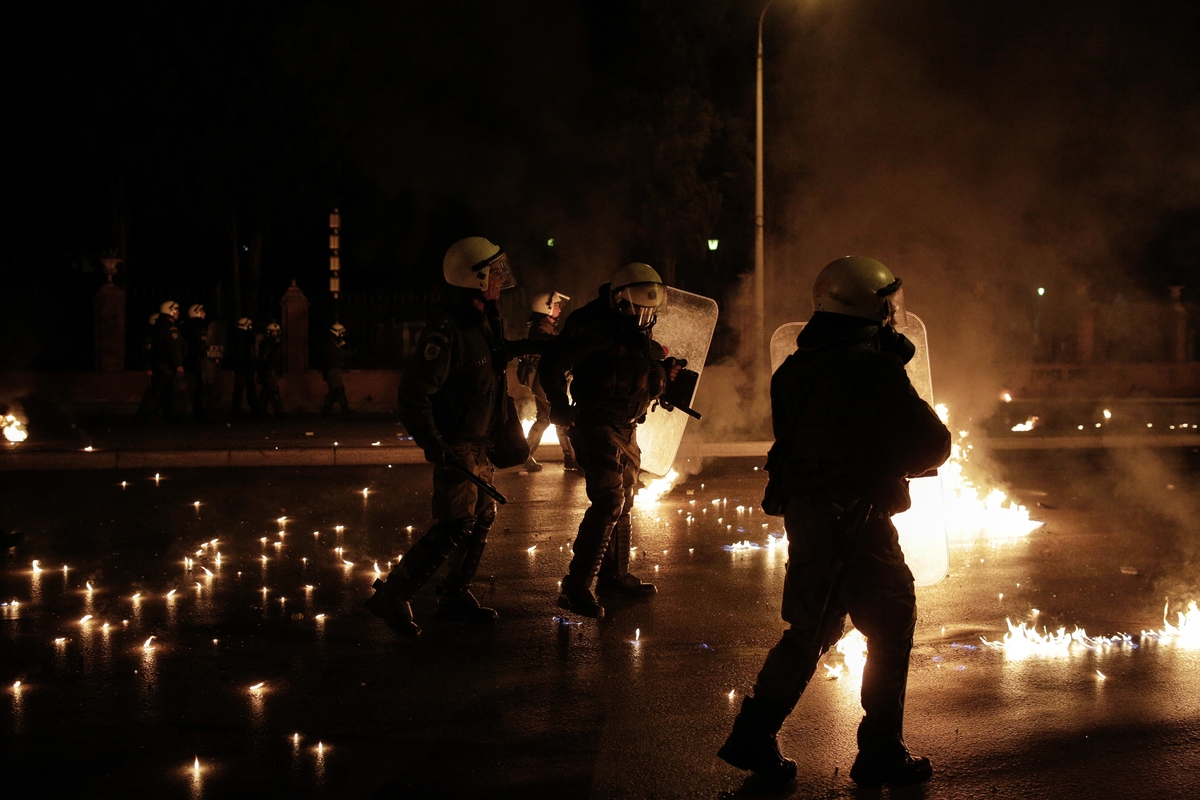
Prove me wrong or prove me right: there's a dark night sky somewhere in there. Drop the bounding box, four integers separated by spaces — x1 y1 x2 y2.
4 0 1200 377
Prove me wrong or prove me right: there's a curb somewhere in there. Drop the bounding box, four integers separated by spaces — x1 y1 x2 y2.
0 446 427 471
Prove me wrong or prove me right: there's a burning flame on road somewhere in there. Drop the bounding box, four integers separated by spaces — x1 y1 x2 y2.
635 469 680 507
2 414 28 443
825 629 868 681
920 404 1043 545
981 618 1134 659
520 417 559 446
1142 601 1200 648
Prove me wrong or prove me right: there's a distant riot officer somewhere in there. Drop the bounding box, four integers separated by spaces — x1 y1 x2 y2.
228 318 258 417
518 290 578 472
256 321 285 418
137 301 188 421
135 312 160 419
365 236 524 637
322 322 355 416
541 263 683 618
718 257 951 788
182 304 212 421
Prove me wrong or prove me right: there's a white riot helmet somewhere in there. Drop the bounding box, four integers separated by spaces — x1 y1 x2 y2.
266 322 281 337
610 262 665 330
187 304 206 319
159 300 180 318
330 322 346 338
236 317 253 331
812 256 906 326
443 237 515 292
148 313 160 325
531 291 570 318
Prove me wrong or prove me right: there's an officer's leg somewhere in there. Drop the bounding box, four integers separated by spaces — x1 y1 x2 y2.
557 427 624 617
331 371 351 414
190 369 207 421
244 370 259 413
169 371 189 421
597 456 655 597
365 456 477 637
719 496 847 783
844 517 928 787
137 375 161 420
321 380 335 414
558 424 578 469
438 450 498 623
524 379 551 468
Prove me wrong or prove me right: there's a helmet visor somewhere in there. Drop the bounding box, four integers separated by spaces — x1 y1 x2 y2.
488 255 516 291
881 283 907 328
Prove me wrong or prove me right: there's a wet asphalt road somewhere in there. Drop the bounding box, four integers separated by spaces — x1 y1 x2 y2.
2 452 1199 799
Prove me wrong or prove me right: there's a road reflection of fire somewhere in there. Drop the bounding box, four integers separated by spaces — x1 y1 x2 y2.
2 414 28 443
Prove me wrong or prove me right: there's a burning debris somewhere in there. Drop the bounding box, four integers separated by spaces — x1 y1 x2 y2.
2 413 28 443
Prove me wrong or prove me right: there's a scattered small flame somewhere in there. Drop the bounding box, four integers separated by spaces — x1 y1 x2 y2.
143 636 155 650
79 614 92 624
1011 417 1039 432
1141 600 1200 648
249 682 264 692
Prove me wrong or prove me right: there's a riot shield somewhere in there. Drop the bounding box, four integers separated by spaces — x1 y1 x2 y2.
636 288 719 476
769 314 948 587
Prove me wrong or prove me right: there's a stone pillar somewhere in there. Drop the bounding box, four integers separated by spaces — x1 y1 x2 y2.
280 280 310 373
93 282 126 372
1075 283 1094 365
1169 286 1187 363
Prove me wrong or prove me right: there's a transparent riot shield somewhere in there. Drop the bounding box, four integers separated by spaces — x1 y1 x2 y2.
636 288 719 476
769 314 948 586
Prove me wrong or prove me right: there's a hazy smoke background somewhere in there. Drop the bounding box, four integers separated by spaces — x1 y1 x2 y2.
759 0 1200 419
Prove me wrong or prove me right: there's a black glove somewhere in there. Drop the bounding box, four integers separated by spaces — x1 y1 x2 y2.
662 356 686 382
549 405 576 428
877 326 916 365
423 440 455 469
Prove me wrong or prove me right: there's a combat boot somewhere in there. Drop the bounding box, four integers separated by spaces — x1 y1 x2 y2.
436 584 498 624
596 572 657 598
717 695 798 785
557 575 604 618
523 457 543 472
849 739 932 787
562 455 580 472
363 578 420 638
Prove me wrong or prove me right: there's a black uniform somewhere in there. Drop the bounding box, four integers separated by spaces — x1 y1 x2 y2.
719 311 951 784
368 296 516 634
321 336 353 415
255 333 285 417
518 312 577 468
182 316 212 421
137 314 188 420
541 284 668 611
227 326 258 416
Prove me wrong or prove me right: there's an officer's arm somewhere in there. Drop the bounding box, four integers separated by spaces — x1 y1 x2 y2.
505 338 546 359
539 321 601 413
397 323 453 455
854 360 951 477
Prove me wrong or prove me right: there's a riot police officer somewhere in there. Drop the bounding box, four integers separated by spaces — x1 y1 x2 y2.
135 312 159 418
182 304 212 421
365 236 523 637
718 256 951 788
518 290 578 471
322 322 354 416
137 301 188 421
541 263 682 619
256 322 285 418
228 317 258 417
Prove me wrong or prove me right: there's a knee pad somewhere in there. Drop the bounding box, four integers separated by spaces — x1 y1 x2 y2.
475 505 497 532
434 519 476 548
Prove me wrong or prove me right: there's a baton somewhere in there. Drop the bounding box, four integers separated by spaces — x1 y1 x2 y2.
660 400 702 420
448 460 508 505
810 499 874 660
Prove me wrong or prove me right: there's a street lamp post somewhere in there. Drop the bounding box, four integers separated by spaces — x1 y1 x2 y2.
754 0 777 376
